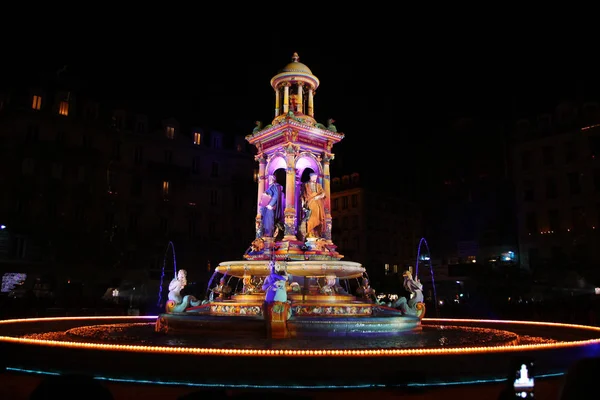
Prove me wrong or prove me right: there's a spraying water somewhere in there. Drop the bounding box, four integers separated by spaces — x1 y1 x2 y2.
157 241 177 308
415 237 438 317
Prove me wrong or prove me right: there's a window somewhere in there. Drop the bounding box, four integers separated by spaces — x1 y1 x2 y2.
77 166 86 183
194 132 201 145
162 181 170 196
212 136 221 149
112 142 121 161
545 177 558 199
332 198 339 211
523 179 535 201
351 194 358 207
589 135 600 158
32 95 42 110
564 141 577 163
51 163 62 179
342 196 348 210
164 150 173 164
113 115 123 130
211 161 219 178
548 209 560 231
572 206 586 230
56 131 65 143
26 125 39 142
21 158 35 175
542 146 554 166
128 214 138 233
188 219 196 239
134 146 143 165
210 190 218 206
525 212 537 233
136 120 146 134
159 217 168 235
567 172 581 195
166 126 175 139
192 157 199 174
59 101 69 116
520 150 531 171
131 176 142 196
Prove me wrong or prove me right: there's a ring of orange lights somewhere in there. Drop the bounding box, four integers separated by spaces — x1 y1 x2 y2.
2 316 600 388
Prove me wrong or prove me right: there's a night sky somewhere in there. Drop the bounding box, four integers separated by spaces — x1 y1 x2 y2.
3 21 598 182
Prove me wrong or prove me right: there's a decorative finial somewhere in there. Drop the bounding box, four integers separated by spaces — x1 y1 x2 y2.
292 52 299 62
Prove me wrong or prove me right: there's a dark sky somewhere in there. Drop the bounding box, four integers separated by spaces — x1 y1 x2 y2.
3 19 599 179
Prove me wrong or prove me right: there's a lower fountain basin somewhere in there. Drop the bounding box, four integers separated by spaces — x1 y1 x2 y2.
2 316 600 389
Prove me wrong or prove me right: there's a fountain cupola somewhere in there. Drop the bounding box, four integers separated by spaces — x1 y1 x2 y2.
270 52 320 125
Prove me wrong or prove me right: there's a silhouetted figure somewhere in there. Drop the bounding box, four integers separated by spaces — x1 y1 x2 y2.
558 357 600 399
29 373 113 400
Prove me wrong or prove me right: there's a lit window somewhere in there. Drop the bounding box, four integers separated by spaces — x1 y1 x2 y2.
59 101 69 116
166 126 175 139
32 95 42 110
194 132 201 145
162 181 170 196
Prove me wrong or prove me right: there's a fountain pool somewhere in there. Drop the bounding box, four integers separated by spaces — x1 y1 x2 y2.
2 315 600 390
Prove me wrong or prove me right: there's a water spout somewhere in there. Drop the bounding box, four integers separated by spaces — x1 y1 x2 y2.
416 237 438 317
157 241 177 308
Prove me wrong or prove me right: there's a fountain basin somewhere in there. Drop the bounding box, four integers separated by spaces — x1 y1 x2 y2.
2 316 600 389
216 260 365 278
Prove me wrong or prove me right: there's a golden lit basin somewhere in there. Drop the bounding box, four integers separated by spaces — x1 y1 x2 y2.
216 260 365 279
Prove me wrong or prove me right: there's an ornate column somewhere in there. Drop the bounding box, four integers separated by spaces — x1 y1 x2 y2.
283 141 298 240
255 154 267 238
322 153 334 242
283 83 290 115
308 88 315 117
274 86 280 118
296 83 304 114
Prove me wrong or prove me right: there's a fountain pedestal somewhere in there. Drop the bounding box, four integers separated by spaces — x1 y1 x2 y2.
264 302 291 339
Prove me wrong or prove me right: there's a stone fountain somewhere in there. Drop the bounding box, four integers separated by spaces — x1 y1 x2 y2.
154 52 425 338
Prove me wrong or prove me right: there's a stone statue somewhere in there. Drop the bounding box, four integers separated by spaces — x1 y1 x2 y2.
166 269 200 313
391 269 425 316
320 275 337 295
356 277 376 302
262 261 289 303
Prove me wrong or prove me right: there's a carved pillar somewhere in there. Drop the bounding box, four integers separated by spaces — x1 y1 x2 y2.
274 86 280 117
308 88 315 117
283 141 298 240
296 83 304 114
255 154 267 238
322 153 334 242
283 83 290 114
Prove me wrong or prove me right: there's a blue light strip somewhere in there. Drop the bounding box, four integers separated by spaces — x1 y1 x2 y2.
4 367 565 390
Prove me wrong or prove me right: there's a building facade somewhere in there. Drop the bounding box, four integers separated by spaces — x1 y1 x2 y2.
0 76 257 301
511 100 600 282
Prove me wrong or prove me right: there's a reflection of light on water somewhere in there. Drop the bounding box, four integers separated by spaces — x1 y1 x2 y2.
21 323 557 351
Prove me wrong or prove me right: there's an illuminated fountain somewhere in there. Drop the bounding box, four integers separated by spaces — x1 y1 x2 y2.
154 51 426 338
2 54 600 393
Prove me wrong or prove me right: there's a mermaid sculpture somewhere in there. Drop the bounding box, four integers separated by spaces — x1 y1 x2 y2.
166 269 201 313
391 269 425 318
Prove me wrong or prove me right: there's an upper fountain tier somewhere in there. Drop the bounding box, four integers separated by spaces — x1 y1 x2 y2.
216 260 364 279
243 53 345 262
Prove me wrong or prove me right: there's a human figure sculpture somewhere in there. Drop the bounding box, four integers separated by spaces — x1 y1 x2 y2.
261 174 284 238
320 275 338 295
301 172 326 238
166 269 200 313
391 269 424 316
262 261 289 303
356 277 376 302
210 276 232 301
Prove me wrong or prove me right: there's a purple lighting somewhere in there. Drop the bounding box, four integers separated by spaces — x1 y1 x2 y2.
157 241 177 308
